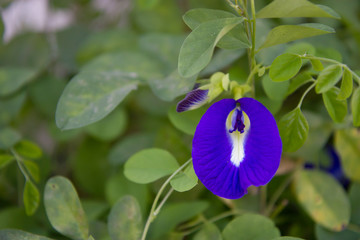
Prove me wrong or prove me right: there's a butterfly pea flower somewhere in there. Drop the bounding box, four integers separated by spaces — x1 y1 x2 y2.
189 98 282 199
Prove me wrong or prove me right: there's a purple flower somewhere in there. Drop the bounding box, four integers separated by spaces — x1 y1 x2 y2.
192 98 282 199
176 88 209 112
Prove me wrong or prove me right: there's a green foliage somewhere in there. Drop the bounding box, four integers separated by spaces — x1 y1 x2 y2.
194 223 222 240
44 176 89 240
168 105 206 135
278 108 309 152
222 214 280 240
170 161 198 192
14 140 42 159
23 181 40 216
322 87 348 123
124 148 179 184
257 0 339 18
337 68 353 100
178 17 245 77
108 196 142 240
269 53 302 82
0 67 37 96
294 170 350 231
0 230 53 240
260 24 335 49
262 74 289 101
351 87 360 126
315 65 343 93
0 127 21 149
335 129 360 182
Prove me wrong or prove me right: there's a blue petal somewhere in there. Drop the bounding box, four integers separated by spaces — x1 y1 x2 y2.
176 89 209 112
192 98 282 199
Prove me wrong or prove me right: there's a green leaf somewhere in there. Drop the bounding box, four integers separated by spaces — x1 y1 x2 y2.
14 140 42 159
23 180 40 216
23 160 40 183
257 0 339 18
286 72 313 96
105 171 149 216
170 161 198 192
223 214 280 240
351 87 360 126
150 201 209 239
322 87 347 123
194 223 222 240
183 8 250 50
81 200 108 222
272 237 304 240
108 133 154 166
178 17 244 77
310 59 324 71
201 49 245 76
278 108 309 152
349 183 360 224
139 34 196 101
269 54 302 82
124 148 179 184
0 127 21 150
0 67 37 97
315 224 359 240
0 91 26 126
335 129 360 182
108 196 142 240
285 42 316 56
260 24 335 49
56 51 163 130
0 229 54 240
0 154 14 169
168 105 207 135
262 74 289 100
84 108 127 141
315 64 343 93
337 68 353 100
76 29 138 65
294 170 350 231
44 176 89 240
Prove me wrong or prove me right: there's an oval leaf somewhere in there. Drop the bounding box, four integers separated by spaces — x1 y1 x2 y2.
279 108 309 152
315 64 343 93
0 67 37 97
23 181 40 216
0 154 14 169
322 87 347 123
260 24 335 49
124 148 179 184
257 0 339 18
335 129 360 182
0 229 54 240
14 140 42 159
23 160 40 183
286 72 314 96
262 74 290 100
168 105 207 135
310 59 324 71
351 87 360 126
0 127 21 150
56 51 164 130
294 170 350 231
269 54 302 82
44 176 89 240
170 161 198 192
108 196 142 240
337 68 353 100
178 17 244 77
194 223 222 240
222 214 280 240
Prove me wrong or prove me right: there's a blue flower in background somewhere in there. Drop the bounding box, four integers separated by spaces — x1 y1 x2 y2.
179 98 282 199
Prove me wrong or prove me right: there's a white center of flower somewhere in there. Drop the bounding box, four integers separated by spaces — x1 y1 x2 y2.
226 109 250 167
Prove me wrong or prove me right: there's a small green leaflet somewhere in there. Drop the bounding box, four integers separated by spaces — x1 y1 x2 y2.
278 107 309 152
170 161 198 192
315 64 343 93
337 68 353 100
269 53 302 82
351 87 360 126
23 181 40 216
322 87 347 123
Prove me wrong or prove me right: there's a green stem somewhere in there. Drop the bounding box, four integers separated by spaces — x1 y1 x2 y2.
11 148 29 181
154 188 174 216
269 199 288 219
250 0 256 68
265 172 295 216
301 55 360 84
297 81 316 109
140 159 192 240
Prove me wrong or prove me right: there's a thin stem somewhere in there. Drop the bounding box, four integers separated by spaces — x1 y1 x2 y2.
297 81 316 109
11 149 29 181
269 199 288 219
265 172 295 216
250 0 256 68
141 159 192 240
154 188 174 216
245 64 260 85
